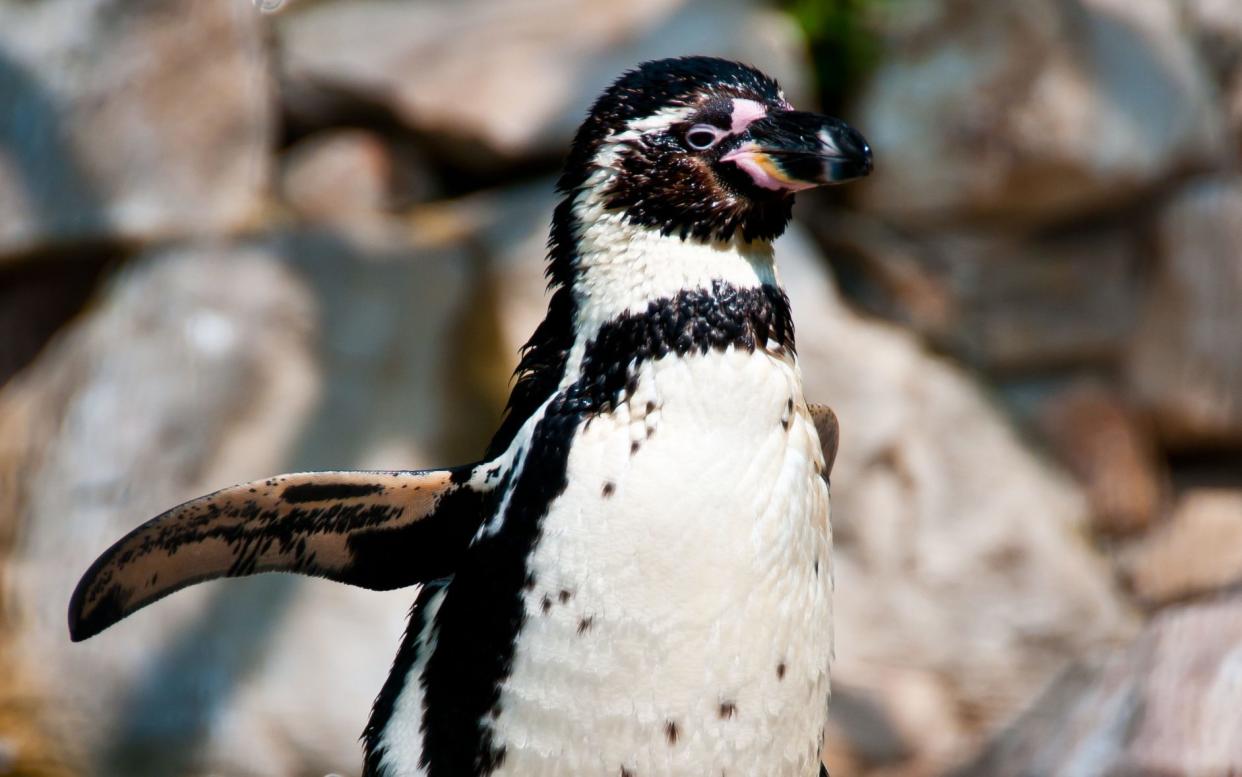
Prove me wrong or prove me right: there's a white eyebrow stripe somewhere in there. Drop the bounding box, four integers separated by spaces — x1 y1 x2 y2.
730 98 767 134
624 105 697 133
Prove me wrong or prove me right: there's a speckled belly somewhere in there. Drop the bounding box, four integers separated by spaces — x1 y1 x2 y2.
490 347 833 777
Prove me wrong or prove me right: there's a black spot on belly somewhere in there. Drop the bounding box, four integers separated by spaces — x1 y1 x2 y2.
602 482 615 498
577 616 594 635
621 768 635 777
558 589 572 604
719 701 737 719
665 720 679 745
541 595 552 614
777 662 787 680
630 440 641 456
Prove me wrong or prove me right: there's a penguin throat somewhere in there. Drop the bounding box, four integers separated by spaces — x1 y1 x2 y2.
577 219 774 325
559 209 779 391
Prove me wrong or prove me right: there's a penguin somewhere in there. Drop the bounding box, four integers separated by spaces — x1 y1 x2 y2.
69 56 871 777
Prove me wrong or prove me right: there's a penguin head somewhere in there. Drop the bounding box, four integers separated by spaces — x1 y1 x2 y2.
561 56 872 243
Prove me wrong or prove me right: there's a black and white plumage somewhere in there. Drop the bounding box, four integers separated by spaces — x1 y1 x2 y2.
68 57 871 776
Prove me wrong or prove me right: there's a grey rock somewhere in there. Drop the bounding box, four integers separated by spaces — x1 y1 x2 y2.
0 227 481 776
277 0 811 164
810 212 1144 373
954 595 1242 777
1179 0 1242 158
1185 0 1242 86
853 0 1224 227
781 224 1135 773
1126 176 1242 448
0 0 273 259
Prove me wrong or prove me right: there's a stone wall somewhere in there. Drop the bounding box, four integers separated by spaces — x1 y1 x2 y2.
0 1 1238 775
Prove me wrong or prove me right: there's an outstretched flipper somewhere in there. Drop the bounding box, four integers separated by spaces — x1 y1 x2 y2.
69 465 502 641
809 404 839 480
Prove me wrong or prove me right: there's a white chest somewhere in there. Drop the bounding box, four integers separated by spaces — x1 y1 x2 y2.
491 347 832 777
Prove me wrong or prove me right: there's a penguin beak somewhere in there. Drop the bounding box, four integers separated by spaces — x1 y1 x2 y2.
721 111 872 191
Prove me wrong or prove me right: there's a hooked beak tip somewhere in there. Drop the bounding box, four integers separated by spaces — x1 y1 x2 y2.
815 123 872 184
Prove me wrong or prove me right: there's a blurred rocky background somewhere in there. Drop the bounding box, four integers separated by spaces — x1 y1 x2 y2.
0 0 1239 775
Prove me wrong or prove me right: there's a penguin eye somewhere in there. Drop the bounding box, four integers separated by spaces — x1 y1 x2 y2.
685 124 725 151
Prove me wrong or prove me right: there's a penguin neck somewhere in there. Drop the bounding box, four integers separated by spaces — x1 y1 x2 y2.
561 209 779 388
485 186 785 458
575 202 777 316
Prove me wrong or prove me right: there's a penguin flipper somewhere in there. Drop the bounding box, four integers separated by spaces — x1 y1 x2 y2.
808 403 839 479
69 465 497 641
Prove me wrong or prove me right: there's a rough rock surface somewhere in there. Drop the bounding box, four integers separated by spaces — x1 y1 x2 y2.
468 180 1135 775
854 0 1223 226
279 129 437 221
1037 381 1164 535
812 213 1142 372
0 0 272 258
954 595 1242 777
281 130 398 221
1121 488 1242 605
4 1 1240 772
1126 176 1242 449
277 0 810 164
781 226 1135 773
0 231 479 776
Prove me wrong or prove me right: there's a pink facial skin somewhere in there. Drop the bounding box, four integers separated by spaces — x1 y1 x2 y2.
729 98 767 134
720 146 816 192
722 98 816 191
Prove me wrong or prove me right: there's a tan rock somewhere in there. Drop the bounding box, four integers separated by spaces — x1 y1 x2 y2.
277 0 811 164
1126 176 1242 448
0 0 272 258
955 595 1242 777
1121 488 1242 604
854 0 1224 227
280 129 437 221
1037 381 1164 535
281 130 396 220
